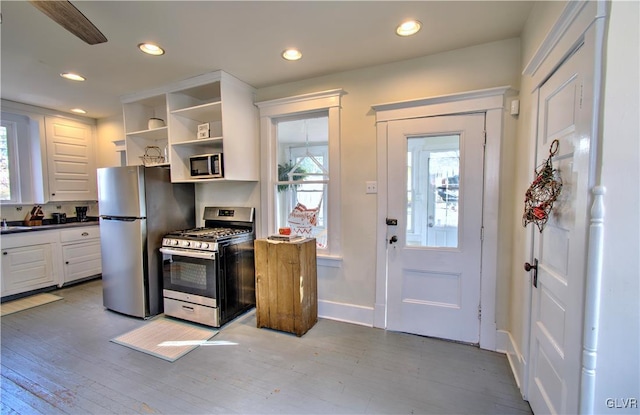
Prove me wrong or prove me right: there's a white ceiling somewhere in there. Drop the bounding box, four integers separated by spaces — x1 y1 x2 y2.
0 1 533 120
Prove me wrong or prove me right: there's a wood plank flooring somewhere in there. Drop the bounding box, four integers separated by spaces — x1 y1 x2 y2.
1 279 532 414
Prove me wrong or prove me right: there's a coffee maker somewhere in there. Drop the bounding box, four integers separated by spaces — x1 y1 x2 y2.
75 206 88 222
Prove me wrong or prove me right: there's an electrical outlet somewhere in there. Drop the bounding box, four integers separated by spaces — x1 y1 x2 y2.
366 181 377 194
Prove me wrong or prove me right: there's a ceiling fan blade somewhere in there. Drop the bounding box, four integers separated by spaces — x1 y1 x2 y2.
29 0 107 45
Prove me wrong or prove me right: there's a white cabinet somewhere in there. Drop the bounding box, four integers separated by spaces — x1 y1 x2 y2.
0 225 102 298
1 231 60 297
44 116 98 201
122 94 169 167
121 71 258 182
60 226 101 285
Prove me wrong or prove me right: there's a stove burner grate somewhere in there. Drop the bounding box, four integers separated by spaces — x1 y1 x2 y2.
169 227 252 241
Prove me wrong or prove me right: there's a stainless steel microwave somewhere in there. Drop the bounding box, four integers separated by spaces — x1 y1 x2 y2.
190 153 223 179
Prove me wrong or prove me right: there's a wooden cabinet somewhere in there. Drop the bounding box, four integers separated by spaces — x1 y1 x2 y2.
1 231 60 297
254 238 317 336
121 70 258 183
44 116 97 201
60 226 101 285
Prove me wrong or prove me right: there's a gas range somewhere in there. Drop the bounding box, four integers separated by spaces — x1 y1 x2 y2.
162 227 252 252
161 206 255 253
160 206 256 328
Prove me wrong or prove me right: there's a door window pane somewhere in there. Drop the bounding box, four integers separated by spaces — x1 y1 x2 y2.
407 135 460 248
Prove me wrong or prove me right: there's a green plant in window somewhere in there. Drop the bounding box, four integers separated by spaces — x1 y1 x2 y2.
277 162 307 192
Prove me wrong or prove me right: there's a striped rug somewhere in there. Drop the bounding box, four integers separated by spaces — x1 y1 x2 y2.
111 316 218 362
1 293 63 316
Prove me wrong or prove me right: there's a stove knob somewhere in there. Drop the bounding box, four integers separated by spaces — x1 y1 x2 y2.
172 239 179 246
181 240 190 247
193 242 202 249
201 242 209 250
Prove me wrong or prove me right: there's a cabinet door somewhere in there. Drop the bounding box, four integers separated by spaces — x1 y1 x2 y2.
62 240 102 284
45 116 97 201
1 244 56 297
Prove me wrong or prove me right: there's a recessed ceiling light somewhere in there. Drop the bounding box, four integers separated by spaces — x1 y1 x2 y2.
60 72 86 81
282 48 302 61
396 20 422 37
70 108 87 114
138 43 165 56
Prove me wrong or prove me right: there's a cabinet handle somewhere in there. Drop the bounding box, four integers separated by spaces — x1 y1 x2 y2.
65 261 69 265
51 193 56 196
82 232 89 236
3 252 7 255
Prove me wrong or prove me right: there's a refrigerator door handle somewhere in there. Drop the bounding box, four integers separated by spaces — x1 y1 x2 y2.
101 216 141 221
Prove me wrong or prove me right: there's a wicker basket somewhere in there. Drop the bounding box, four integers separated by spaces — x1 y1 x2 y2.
139 146 165 166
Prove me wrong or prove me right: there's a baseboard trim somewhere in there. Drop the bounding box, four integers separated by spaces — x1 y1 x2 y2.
318 299 374 327
497 329 527 395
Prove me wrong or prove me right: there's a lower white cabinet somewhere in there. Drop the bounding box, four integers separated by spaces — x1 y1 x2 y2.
1 230 60 297
0 225 102 298
60 227 101 285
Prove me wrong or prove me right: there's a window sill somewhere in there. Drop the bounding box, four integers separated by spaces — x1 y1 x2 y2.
317 254 343 268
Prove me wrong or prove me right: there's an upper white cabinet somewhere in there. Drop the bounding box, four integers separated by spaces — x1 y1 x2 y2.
121 71 258 182
122 94 169 167
44 116 97 201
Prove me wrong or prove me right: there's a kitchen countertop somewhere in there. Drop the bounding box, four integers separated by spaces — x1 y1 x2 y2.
0 217 100 235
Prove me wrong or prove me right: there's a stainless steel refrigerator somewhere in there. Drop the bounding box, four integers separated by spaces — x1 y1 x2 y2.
97 165 195 318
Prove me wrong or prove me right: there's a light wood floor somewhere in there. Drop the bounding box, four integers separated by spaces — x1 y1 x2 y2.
1 279 532 414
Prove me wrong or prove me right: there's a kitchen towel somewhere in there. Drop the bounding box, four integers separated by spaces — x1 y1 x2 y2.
1 293 63 316
111 316 218 362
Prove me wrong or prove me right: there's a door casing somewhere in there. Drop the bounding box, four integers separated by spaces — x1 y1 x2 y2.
372 87 518 351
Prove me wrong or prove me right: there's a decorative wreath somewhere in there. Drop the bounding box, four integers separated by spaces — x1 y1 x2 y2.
522 139 563 232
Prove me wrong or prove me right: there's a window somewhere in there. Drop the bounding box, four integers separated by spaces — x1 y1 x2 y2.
275 114 329 247
257 89 343 259
0 120 20 203
406 135 460 248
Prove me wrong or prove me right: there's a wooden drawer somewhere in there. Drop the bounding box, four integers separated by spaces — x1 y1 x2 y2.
60 226 100 243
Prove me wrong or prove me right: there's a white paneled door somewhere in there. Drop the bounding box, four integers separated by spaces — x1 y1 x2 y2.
526 45 591 415
386 113 485 343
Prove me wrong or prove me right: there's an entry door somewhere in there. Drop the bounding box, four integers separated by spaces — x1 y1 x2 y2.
386 113 485 343
527 45 591 414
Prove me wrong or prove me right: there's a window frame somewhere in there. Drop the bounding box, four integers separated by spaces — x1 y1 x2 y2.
257 89 343 262
0 119 22 204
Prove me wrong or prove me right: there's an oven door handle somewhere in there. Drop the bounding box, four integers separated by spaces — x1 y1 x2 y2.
159 247 216 260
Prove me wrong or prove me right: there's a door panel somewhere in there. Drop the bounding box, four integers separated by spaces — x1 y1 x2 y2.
527 45 590 415
386 113 484 343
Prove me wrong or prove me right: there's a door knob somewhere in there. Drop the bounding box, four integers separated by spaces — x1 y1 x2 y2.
524 258 539 288
389 235 398 244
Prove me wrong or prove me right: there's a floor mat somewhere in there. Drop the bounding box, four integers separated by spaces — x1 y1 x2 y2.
1 293 63 316
111 316 218 362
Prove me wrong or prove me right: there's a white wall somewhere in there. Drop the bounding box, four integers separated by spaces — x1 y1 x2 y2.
594 1 640 411
96 113 125 168
256 38 522 324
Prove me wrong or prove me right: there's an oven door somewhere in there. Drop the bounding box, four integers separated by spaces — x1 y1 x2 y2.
160 248 218 300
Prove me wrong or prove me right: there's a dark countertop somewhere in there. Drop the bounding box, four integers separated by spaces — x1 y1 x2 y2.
0 217 99 235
